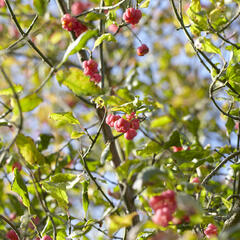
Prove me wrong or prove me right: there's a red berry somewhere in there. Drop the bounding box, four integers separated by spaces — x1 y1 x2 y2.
90 73 102 84
74 21 88 37
0 0 5 8
9 213 17 221
204 224 218 239
149 190 177 213
6 230 18 240
191 177 200 184
71 1 91 15
111 115 120 124
61 14 78 31
126 112 136 121
83 59 98 75
35 238 40 240
29 216 40 230
83 59 102 84
42 236 53 240
130 119 140 130
108 24 119 33
106 114 121 127
106 114 114 126
137 44 149 56
124 128 137 140
12 162 22 172
114 118 130 133
172 146 183 152
152 207 173 227
123 8 142 25
8 25 20 38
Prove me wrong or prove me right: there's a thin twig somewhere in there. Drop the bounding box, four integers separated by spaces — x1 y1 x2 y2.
75 0 128 17
0 215 22 240
202 151 240 185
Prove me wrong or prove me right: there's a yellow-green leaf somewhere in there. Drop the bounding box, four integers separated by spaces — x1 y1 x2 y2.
93 33 116 50
49 112 80 125
12 169 31 209
107 212 138 236
33 0 48 16
59 30 98 67
140 0 150 8
56 68 102 96
150 115 172 128
16 134 45 166
0 84 23 96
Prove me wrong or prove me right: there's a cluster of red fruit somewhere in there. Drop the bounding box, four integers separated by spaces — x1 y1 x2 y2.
149 190 177 227
6 229 52 240
122 8 149 56
204 223 218 239
82 59 101 84
106 112 139 140
61 13 87 37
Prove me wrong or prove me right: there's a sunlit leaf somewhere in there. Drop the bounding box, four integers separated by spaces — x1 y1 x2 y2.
12 169 31 209
16 134 45 166
56 68 102 96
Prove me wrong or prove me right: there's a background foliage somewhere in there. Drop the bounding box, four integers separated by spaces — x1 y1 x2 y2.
0 0 240 239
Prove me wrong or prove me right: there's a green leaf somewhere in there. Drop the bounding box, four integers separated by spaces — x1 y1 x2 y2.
195 37 221 54
187 0 208 35
140 0 150 8
59 30 98 66
93 33 116 50
81 180 89 217
183 114 200 137
136 141 162 157
33 0 48 16
12 169 31 209
209 7 228 29
56 68 102 96
37 133 54 151
163 130 181 149
221 197 231 211
42 181 69 210
133 167 166 191
50 173 85 189
49 112 80 125
150 115 172 128
0 84 23 96
16 134 45 166
226 117 235 136
85 12 106 21
116 159 140 181
7 193 25 216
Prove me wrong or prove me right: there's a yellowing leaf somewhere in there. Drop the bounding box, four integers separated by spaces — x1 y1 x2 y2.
16 134 45 166
107 212 138 236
